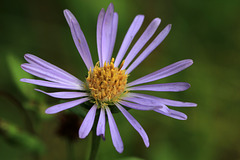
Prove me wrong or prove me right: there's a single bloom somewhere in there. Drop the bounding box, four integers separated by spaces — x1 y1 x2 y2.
21 3 197 153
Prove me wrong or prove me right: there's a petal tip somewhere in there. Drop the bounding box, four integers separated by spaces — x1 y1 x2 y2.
109 3 114 8
63 9 71 15
153 17 161 25
45 108 56 114
185 59 194 66
24 53 31 57
186 83 191 89
78 133 86 139
116 146 124 153
192 103 198 107
20 78 26 82
146 142 150 148
98 134 106 141
189 59 194 64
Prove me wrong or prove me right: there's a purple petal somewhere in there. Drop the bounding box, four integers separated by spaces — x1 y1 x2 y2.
127 59 193 87
45 97 89 114
128 93 197 107
106 107 124 153
126 24 172 74
96 108 106 140
106 12 118 63
119 101 156 110
128 82 190 92
121 18 161 70
114 15 144 67
79 104 97 138
21 63 81 87
64 9 94 69
24 54 82 85
101 3 114 64
154 108 187 120
20 78 82 90
35 89 88 99
121 96 164 107
115 103 149 147
97 9 105 67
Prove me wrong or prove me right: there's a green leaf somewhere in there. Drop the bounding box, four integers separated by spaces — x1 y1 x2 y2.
6 53 36 100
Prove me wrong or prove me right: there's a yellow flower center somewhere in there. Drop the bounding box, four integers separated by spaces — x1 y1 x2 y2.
86 58 128 106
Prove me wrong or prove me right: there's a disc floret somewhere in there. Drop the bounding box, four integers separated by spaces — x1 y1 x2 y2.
86 58 128 106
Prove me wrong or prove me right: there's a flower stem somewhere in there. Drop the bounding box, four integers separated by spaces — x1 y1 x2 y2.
89 119 101 160
67 140 75 160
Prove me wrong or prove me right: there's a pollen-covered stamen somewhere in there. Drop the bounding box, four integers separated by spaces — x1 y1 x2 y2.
86 58 128 105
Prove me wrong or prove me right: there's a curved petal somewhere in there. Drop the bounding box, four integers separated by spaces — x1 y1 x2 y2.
121 96 164 107
35 89 88 99
101 3 114 64
122 18 161 70
79 104 97 138
128 82 190 92
106 107 124 153
106 12 118 63
64 9 94 69
128 93 197 107
97 9 105 67
24 54 82 85
127 93 197 107
114 15 144 67
119 101 156 110
20 78 83 90
115 103 149 147
45 97 89 114
127 59 193 87
126 24 172 74
96 108 106 140
21 63 81 86
154 107 187 120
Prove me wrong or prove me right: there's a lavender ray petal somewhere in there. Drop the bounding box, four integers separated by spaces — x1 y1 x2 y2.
154 108 187 120
128 93 197 107
127 59 193 87
70 20 94 70
45 97 89 114
21 63 81 86
24 54 82 84
126 24 172 74
79 104 97 138
97 9 105 67
35 89 88 99
106 12 118 63
115 103 149 147
96 108 106 139
106 107 124 153
128 82 190 92
119 100 156 110
20 78 82 90
121 18 161 70
121 96 164 107
114 15 144 67
101 3 114 64
64 9 94 69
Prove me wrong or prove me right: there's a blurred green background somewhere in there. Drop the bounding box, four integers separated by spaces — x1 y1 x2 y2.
1 0 240 159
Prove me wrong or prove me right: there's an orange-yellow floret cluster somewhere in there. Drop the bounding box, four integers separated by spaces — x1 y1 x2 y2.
86 58 128 106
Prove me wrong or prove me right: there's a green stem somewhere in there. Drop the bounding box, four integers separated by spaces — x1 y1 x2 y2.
89 120 101 160
67 140 75 160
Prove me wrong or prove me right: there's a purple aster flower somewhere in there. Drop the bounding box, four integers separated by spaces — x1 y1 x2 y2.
21 3 197 153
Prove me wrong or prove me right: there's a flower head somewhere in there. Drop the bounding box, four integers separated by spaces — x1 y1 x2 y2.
21 3 197 153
